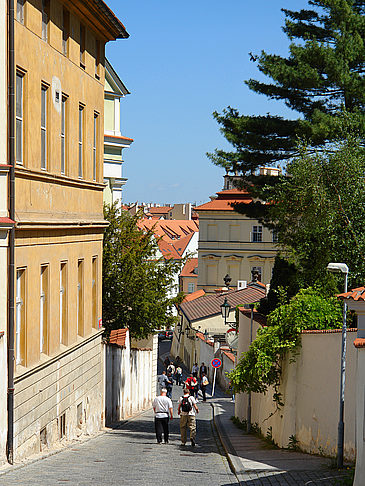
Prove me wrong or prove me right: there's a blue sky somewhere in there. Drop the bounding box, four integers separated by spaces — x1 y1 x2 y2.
106 1 305 206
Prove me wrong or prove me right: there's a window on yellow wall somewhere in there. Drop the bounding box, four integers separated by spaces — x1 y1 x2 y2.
78 104 84 178
41 0 49 42
93 113 98 181
16 71 24 165
62 8 70 56
77 260 84 336
40 265 49 355
16 0 24 24
92 256 98 328
61 94 67 175
60 262 67 345
80 23 86 68
41 84 48 170
16 268 26 365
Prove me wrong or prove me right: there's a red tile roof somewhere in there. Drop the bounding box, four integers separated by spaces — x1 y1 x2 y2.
180 258 198 278
148 206 171 215
182 289 205 303
222 350 235 362
0 217 15 227
194 189 253 212
338 287 365 301
179 284 266 323
109 328 128 347
354 338 365 348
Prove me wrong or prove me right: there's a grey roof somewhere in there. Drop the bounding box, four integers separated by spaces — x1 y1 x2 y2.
179 283 266 323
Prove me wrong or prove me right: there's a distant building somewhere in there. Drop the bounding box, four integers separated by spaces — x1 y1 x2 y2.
179 258 198 294
103 59 133 207
195 175 279 292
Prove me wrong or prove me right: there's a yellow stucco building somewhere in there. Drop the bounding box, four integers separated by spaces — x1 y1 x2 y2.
12 0 128 460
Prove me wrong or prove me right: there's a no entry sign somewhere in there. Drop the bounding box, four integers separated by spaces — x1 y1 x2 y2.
211 358 222 368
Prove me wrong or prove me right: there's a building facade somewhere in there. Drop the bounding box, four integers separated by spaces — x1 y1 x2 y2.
103 59 133 207
195 181 278 293
13 0 128 460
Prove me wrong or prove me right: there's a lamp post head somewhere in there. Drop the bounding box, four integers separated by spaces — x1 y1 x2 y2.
223 274 232 288
221 297 231 320
327 263 349 275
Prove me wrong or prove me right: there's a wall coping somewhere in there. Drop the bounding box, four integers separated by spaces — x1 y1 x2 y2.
354 338 365 349
301 328 357 335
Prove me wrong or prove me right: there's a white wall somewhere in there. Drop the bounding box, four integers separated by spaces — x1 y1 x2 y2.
105 333 157 425
235 313 357 461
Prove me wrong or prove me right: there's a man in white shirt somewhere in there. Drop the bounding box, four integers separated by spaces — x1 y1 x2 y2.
178 388 199 447
152 388 173 444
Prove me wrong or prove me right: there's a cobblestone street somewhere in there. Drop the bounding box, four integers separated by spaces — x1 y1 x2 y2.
0 385 237 486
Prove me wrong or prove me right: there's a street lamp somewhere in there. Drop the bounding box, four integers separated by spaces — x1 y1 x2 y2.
327 262 349 468
220 297 231 326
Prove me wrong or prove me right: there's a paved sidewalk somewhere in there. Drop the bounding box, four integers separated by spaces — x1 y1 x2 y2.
212 398 348 485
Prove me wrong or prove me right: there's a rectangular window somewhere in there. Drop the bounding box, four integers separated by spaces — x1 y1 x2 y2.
61 95 67 174
16 269 26 365
40 265 49 354
93 113 98 181
187 282 195 294
77 260 84 336
41 0 49 42
60 262 67 345
62 8 69 56
41 84 48 170
272 230 278 243
78 105 84 178
16 0 24 24
80 23 85 67
92 257 98 328
252 225 263 243
16 72 24 164
95 39 100 78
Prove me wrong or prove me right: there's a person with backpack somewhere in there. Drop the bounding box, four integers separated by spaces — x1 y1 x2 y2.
178 388 199 447
166 372 173 399
167 362 175 375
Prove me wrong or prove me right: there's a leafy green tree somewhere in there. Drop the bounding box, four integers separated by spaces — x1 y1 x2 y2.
229 287 343 402
247 137 365 289
103 204 183 339
208 0 365 172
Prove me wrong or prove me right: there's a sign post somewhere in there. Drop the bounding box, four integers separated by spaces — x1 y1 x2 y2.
211 358 222 397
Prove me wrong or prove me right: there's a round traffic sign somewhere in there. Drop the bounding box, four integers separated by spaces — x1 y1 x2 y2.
211 358 222 368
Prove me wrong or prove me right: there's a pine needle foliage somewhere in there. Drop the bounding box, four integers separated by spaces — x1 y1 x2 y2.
103 204 184 339
208 0 365 172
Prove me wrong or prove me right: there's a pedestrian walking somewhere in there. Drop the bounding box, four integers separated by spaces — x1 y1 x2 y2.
184 374 196 396
152 388 173 444
167 362 175 375
192 362 199 378
199 362 208 380
158 370 170 391
178 388 199 447
163 356 170 370
175 365 183 386
200 373 209 402
166 372 173 398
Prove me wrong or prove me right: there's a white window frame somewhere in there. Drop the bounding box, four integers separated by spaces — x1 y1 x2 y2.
251 225 263 243
41 84 48 170
16 270 24 365
16 0 24 24
187 282 195 294
78 105 84 178
16 72 24 164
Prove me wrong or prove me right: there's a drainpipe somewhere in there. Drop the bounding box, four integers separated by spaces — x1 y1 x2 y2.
7 0 15 465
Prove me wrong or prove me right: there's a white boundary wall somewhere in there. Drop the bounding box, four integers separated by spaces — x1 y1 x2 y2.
235 311 357 461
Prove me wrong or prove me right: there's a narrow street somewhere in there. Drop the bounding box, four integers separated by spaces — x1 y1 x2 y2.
0 341 238 486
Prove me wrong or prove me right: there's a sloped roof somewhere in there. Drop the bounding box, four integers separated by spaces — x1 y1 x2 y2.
182 289 205 303
109 328 128 347
87 0 129 40
179 284 266 323
338 287 365 301
148 206 171 215
194 189 253 212
180 258 198 278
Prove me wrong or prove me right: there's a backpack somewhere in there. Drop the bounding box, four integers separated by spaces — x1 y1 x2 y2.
181 396 192 413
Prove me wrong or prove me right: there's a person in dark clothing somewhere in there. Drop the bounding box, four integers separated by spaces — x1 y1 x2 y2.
199 362 208 380
164 356 170 369
166 372 173 398
200 373 209 401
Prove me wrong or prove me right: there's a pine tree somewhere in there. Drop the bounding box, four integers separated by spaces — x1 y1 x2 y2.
103 204 183 339
208 0 365 172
